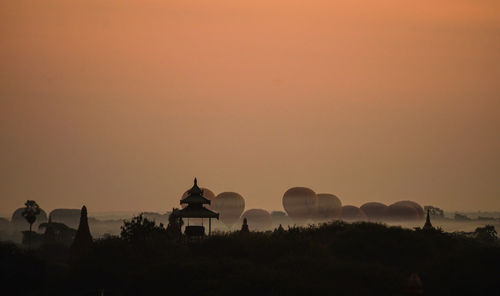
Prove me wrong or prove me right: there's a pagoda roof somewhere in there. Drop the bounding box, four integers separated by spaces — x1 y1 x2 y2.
180 178 211 205
176 204 219 219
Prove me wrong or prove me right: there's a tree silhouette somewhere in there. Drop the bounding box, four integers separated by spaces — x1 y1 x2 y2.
166 208 183 240
22 200 41 232
21 200 41 247
424 205 444 218
120 214 170 250
21 200 41 248
474 225 497 243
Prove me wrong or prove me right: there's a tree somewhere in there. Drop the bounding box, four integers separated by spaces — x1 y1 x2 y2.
120 214 169 248
474 225 497 244
21 200 41 248
424 205 444 218
166 209 183 240
21 200 41 233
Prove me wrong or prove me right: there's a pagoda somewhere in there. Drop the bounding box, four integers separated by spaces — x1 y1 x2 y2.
70 206 93 260
177 178 219 236
423 209 433 230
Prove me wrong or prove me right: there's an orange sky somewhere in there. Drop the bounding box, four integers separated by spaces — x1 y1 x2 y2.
1 0 499 215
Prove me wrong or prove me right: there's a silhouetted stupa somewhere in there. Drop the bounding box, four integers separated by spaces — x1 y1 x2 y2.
240 218 249 234
423 209 433 230
71 206 93 254
177 178 219 236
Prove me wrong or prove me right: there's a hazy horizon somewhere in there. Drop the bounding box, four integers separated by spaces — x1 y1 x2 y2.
1 0 499 215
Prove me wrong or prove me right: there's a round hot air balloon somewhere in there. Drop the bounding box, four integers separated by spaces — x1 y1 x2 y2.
386 204 419 221
181 187 216 209
315 193 342 221
242 209 272 231
49 209 81 228
360 202 388 221
341 205 367 221
282 187 317 223
11 208 48 226
213 192 245 228
392 201 425 220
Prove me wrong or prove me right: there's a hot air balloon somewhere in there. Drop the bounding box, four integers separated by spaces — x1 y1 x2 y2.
11 208 48 227
212 192 245 228
271 211 293 227
181 187 216 209
386 204 419 221
49 209 81 228
360 202 388 221
392 201 425 220
341 205 367 221
282 187 317 223
242 209 272 231
315 193 342 221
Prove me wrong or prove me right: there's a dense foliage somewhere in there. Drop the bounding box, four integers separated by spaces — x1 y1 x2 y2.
0 220 498 296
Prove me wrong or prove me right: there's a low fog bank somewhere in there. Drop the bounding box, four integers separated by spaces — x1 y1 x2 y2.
1 210 499 244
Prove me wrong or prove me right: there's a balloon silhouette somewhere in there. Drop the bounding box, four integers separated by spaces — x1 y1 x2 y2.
341 205 367 221
242 209 272 231
11 208 48 226
360 202 388 221
392 201 425 220
49 209 81 228
212 192 245 228
282 187 317 223
387 204 419 221
315 193 342 221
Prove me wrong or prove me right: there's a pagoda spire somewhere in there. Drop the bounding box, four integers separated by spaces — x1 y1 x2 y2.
423 209 433 230
70 205 93 258
181 178 209 205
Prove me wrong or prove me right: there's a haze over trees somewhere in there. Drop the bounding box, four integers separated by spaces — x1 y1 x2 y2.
0 215 498 296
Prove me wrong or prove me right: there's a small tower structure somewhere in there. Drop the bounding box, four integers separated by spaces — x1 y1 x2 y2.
71 206 93 257
423 208 433 230
177 178 219 236
240 218 249 234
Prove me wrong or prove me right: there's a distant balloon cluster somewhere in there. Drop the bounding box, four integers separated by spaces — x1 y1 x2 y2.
7 184 425 233
177 184 425 231
282 186 425 223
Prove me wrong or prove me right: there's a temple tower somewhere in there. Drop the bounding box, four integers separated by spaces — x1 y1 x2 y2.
177 178 219 237
423 209 433 230
71 206 93 256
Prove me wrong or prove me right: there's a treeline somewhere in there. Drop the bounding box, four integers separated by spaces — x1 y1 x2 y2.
0 219 499 296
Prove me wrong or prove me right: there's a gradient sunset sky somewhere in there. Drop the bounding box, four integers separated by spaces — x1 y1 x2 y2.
1 0 499 215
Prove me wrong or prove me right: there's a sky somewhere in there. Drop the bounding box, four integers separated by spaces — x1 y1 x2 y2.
1 0 499 216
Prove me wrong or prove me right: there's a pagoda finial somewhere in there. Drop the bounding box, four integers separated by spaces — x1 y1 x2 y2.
423 208 433 230
194 178 198 185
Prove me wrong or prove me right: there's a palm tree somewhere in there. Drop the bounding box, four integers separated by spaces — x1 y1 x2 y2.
21 200 41 247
